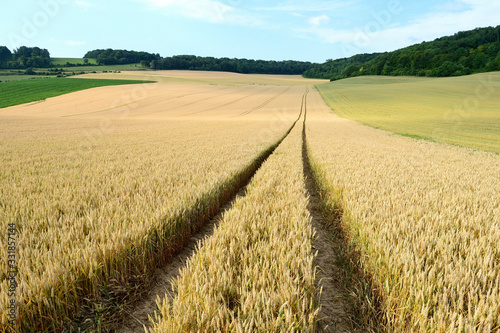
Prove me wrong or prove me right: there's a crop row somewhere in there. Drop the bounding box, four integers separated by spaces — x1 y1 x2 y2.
150 107 319 332
304 93 500 332
0 117 295 332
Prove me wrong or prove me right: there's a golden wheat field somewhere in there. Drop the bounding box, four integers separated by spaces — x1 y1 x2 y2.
0 71 324 332
1 70 499 332
150 106 318 332
305 88 500 332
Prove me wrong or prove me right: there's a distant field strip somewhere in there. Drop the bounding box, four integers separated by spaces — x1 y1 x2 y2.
0 78 154 109
317 73 500 152
150 93 319 332
239 85 292 116
75 70 328 86
173 85 275 116
0 77 309 331
305 87 500 331
51 57 98 65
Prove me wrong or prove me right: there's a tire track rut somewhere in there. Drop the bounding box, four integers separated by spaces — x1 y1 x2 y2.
238 85 292 116
116 87 308 333
181 86 275 116
302 87 351 332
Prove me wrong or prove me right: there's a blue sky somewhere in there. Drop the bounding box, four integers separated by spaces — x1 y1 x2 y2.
1 0 499 63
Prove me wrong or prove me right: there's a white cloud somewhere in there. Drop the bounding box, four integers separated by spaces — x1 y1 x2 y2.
75 0 92 12
298 0 500 58
140 0 263 26
255 1 357 13
379 0 500 48
75 0 92 7
308 14 329 27
433 1 469 12
65 40 87 46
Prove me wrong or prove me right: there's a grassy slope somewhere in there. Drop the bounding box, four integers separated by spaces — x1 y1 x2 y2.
51 57 98 65
316 72 500 153
0 63 145 82
63 63 144 72
50 59 144 71
0 78 154 109
0 74 53 82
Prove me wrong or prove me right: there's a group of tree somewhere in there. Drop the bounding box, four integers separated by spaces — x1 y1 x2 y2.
143 55 316 75
0 46 51 69
84 49 161 65
303 25 500 80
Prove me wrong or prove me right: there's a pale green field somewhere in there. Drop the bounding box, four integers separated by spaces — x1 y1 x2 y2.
51 57 98 65
50 59 144 72
0 74 52 82
65 63 143 72
317 73 500 153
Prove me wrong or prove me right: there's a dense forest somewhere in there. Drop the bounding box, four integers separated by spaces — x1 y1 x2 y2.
83 49 161 65
0 46 51 69
304 25 500 80
150 55 315 75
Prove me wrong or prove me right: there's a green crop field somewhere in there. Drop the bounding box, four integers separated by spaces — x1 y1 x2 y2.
0 74 53 82
0 78 155 109
60 63 144 72
317 72 500 153
0 63 145 83
51 57 98 65
50 59 144 72
50 58 145 71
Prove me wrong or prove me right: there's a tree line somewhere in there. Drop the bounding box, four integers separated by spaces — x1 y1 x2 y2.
83 49 315 74
84 49 161 65
143 55 315 75
304 25 500 80
0 46 51 69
